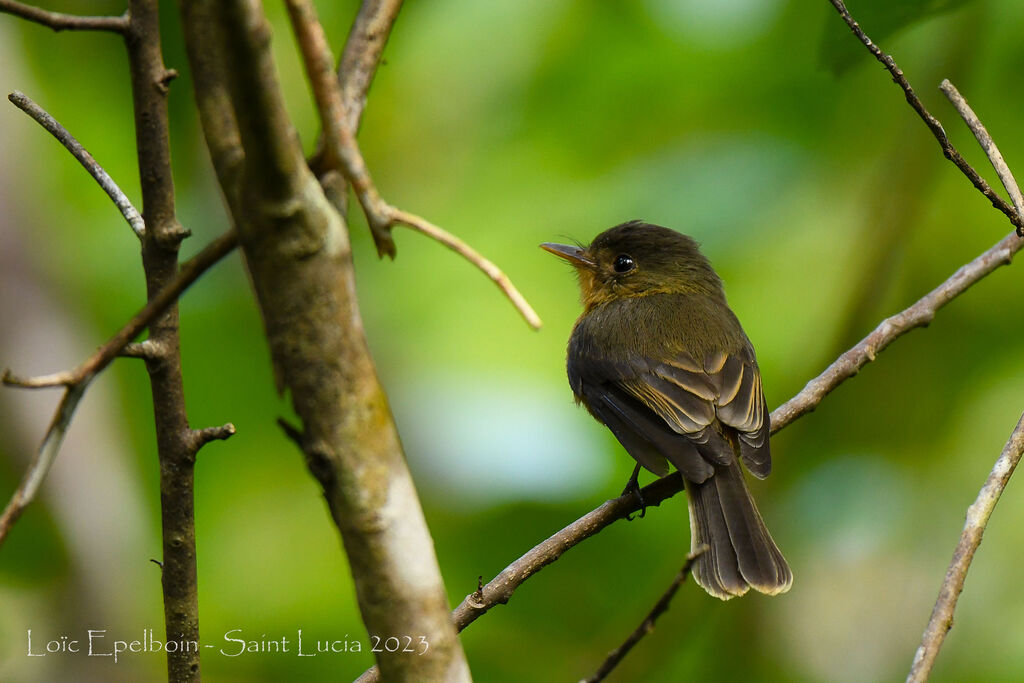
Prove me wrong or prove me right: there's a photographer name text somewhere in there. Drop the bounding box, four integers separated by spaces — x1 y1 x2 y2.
26 629 429 663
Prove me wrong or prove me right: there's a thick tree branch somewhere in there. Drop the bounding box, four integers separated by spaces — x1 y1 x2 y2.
907 412 1024 682
0 0 128 33
828 0 1024 233
940 80 1024 237
7 91 145 239
285 0 542 330
582 547 707 683
177 0 244 198
210 1 471 680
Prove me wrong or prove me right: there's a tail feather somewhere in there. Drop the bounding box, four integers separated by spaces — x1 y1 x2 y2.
687 460 792 600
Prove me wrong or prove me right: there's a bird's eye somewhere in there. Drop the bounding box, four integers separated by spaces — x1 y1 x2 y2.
613 254 635 273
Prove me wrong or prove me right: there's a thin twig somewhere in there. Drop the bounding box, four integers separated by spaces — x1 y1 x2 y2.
771 230 1020 431
337 0 403 135
389 208 544 329
828 0 1024 233
582 546 708 683
0 0 128 33
907 412 1024 682
186 423 237 454
940 80 1024 237
2 230 238 391
0 384 87 547
284 0 543 330
0 230 237 551
8 91 145 239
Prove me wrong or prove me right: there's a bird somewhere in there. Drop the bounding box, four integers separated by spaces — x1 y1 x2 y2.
542 220 792 600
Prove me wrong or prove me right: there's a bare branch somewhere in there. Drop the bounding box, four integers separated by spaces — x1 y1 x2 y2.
0 384 87 548
2 230 237 392
0 0 128 33
120 340 165 360
453 473 684 631
582 547 707 683
828 0 1024 233
940 80 1024 237
178 0 245 197
220 0 306 197
907 412 1024 682
2 368 75 389
337 0 403 135
186 423 237 454
8 90 145 240
771 229 1021 432
390 208 543 328
285 0 543 330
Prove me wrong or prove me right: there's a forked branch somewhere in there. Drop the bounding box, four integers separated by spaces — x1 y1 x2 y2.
0 0 128 33
285 0 543 330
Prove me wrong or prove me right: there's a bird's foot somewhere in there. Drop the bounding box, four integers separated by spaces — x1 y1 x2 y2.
622 463 646 520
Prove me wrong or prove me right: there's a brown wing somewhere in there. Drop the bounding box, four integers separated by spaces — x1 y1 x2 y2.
567 294 772 481
618 346 772 479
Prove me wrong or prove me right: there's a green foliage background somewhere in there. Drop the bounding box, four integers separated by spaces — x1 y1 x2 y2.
2 0 1024 681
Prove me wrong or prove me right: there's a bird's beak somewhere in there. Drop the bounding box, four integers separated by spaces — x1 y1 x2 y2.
541 242 595 269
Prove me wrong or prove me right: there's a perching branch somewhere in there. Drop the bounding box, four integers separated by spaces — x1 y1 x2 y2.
453 474 686 632
285 0 543 330
939 80 1024 237
582 547 707 683
0 0 128 33
827 0 1024 233
907 412 1024 682
7 91 145 239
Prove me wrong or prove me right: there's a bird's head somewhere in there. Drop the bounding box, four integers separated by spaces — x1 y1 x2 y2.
542 220 724 311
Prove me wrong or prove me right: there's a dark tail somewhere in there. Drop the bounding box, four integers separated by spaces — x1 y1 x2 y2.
686 460 792 600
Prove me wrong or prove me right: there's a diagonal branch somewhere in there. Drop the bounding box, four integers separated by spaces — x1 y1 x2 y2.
907 412 1024 682
827 0 1024 233
940 80 1024 237
3 230 238 390
582 547 707 683
0 0 128 33
285 0 542 330
771 228 1020 431
0 383 87 547
8 90 145 240
0 230 237 549
337 0 403 135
